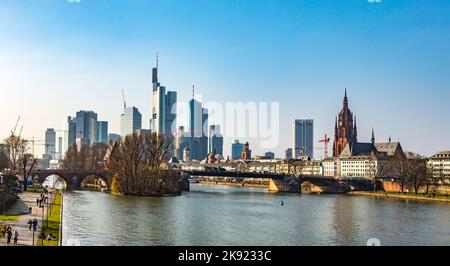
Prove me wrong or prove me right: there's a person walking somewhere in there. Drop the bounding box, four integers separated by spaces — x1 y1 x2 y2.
6 227 12 244
13 230 19 245
1 224 6 238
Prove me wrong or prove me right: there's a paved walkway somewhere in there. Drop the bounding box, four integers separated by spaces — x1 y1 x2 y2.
0 192 49 246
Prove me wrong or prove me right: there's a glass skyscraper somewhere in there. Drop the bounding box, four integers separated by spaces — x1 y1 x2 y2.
96 121 109 143
44 128 56 160
292 119 314 159
121 107 142 137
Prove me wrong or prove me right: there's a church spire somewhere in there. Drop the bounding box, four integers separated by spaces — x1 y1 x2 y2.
371 128 375 144
343 88 348 107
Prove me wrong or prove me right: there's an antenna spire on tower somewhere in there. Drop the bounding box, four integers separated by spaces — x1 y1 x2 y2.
192 85 195 100
156 52 159 69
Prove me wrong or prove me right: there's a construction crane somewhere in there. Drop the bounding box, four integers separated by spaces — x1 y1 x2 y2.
318 134 331 159
11 116 21 135
122 88 127 110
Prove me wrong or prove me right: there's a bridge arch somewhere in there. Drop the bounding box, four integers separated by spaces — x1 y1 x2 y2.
32 170 111 191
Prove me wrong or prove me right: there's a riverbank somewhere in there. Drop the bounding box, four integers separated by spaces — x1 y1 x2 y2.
196 181 268 189
0 192 45 246
349 191 450 203
36 192 62 246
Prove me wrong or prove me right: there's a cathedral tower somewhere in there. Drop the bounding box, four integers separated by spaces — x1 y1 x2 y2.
333 89 358 157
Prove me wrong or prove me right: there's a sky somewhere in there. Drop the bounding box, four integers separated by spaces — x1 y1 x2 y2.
0 0 449 159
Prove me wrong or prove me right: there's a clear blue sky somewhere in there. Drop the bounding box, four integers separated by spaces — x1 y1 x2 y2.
1 0 449 158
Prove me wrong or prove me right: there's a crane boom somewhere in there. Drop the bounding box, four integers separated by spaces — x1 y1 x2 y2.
11 116 21 135
318 134 331 159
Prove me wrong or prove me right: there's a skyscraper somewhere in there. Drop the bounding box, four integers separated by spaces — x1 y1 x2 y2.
44 128 56 160
188 90 208 161
62 116 76 156
231 140 244 160
96 121 109 143
333 89 357 157
151 55 177 135
120 106 142 137
75 110 98 146
58 137 63 160
209 125 223 155
292 119 314 159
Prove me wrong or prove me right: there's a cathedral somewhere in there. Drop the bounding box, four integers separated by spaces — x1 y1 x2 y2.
333 89 358 157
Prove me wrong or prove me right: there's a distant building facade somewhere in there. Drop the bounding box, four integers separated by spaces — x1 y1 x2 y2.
120 107 142 137
292 119 314 159
96 121 109 143
427 151 450 183
231 140 244 160
209 125 223 156
108 133 121 142
44 128 56 160
285 148 292 160
62 116 77 154
242 142 252 160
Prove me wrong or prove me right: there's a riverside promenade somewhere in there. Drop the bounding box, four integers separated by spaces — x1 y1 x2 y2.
0 192 49 246
349 191 450 203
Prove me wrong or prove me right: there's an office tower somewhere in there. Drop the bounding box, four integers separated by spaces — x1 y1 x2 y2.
199 108 209 160
165 91 177 135
75 110 98 146
58 137 63 160
292 119 314 159
242 142 252 160
285 148 293 160
183 147 191 162
151 55 177 135
231 140 244 160
120 106 142 137
63 116 76 155
209 125 223 155
265 151 275 159
188 90 209 160
96 121 109 143
176 126 191 160
333 89 358 157
108 133 121 142
44 128 56 160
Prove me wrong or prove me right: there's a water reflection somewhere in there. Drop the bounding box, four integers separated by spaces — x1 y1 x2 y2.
62 185 450 246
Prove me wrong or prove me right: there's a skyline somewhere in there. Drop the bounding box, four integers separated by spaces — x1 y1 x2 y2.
1 0 450 158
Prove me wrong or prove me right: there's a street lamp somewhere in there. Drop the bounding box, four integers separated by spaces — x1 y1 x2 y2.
40 201 45 246
1 173 5 216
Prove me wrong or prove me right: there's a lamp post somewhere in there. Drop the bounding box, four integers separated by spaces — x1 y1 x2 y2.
40 201 45 246
1 173 5 216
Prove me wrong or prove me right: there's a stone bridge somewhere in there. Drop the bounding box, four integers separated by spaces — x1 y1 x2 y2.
32 170 111 190
183 170 348 193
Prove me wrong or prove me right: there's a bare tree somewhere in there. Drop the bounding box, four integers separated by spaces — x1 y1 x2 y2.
105 132 177 196
406 158 427 194
17 153 36 191
4 134 27 174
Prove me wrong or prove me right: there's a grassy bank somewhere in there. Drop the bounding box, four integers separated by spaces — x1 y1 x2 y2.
349 191 450 203
0 214 21 222
36 192 62 246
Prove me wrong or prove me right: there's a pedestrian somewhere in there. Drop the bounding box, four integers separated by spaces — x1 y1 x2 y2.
28 206 32 214
36 198 39 206
13 230 19 245
1 224 6 238
6 227 12 244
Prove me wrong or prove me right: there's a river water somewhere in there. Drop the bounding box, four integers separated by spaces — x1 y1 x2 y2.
61 184 450 246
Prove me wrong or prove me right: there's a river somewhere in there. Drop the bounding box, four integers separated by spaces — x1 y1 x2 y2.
61 184 450 246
